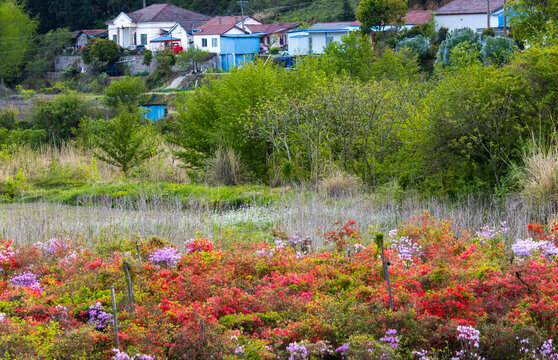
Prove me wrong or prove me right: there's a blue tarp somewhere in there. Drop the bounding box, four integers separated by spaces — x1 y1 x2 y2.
150 36 180 43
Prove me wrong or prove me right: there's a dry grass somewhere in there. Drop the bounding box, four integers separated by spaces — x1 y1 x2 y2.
205 146 246 186
319 171 362 198
1 191 553 248
514 142 558 200
0 143 188 185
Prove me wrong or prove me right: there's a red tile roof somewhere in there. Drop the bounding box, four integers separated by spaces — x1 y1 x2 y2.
204 16 244 26
435 0 505 15
113 3 209 23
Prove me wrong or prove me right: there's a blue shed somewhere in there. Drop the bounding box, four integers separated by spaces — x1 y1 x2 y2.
219 35 261 72
142 104 166 121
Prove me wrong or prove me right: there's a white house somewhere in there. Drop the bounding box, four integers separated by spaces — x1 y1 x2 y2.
434 0 504 31
106 3 210 51
287 22 355 55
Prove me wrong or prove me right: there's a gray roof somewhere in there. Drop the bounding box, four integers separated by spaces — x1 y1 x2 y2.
436 0 505 15
110 3 210 24
308 22 353 31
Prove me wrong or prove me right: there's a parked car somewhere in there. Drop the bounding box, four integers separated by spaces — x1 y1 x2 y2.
126 45 146 54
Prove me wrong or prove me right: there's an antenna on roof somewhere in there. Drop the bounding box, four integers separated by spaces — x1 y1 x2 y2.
143 0 146 8
237 0 248 30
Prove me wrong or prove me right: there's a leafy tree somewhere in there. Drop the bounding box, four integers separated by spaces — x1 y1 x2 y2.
339 0 355 22
508 0 558 42
30 92 101 143
0 0 38 85
91 108 158 174
155 49 176 76
356 0 408 35
142 50 153 66
82 38 120 66
103 76 147 111
176 46 209 73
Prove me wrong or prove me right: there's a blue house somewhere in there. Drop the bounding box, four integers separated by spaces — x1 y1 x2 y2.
219 35 261 71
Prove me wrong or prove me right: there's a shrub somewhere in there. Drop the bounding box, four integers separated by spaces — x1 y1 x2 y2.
0 106 18 130
511 140 558 200
319 171 362 198
396 35 430 58
142 50 153 66
481 36 518 66
82 37 119 65
436 27 480 65
103 76 147 111
482 27 496 38
204 146 246 186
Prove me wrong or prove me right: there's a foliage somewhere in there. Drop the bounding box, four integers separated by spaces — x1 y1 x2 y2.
176 46 210 73
396 35 430 58
508 0 558 42
89 108 159 174
204 146 247 186
155 49 176 76
82 38 120 66
2 215 558 359
435 28 480 66
142 50 153 66
30 92 101 143
103 76 148 111
356 0 408 34
0 0 38 85
481 36 518 66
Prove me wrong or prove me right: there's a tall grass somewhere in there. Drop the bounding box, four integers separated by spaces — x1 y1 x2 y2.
0 142 188 186
0 190 553 249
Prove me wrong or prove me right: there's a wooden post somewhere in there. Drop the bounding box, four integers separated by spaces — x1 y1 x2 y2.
122 262 136 313
377 233 394 310
135 242 142 263
110 286 119 349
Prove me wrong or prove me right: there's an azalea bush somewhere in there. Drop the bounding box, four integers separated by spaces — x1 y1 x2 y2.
1 213 558 359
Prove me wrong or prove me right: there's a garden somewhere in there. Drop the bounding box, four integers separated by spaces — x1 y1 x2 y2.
2 213 558 359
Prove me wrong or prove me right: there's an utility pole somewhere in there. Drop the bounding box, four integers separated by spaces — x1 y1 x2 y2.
503 0 507 34
237 0 248 30
487 0 490 28
143 0 146 8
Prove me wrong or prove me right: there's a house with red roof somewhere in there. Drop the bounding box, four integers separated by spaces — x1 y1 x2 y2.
434 0 505 31
106 3 210 51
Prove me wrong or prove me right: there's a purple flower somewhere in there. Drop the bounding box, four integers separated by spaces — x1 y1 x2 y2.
512 239 558 262
391 237 423 266
0 312 5 322
148 246 181 267
10 272 42 291
257 247 275 258
35 237 71 255
380 329 400 348
476 222 509 242
457 325 480 348
88 302 113 330
287 341 309 360
0 244 15 263
336 343 349 355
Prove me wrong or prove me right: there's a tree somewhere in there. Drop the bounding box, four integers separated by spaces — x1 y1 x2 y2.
339 0 355 22
82 38 120 66
0 0 38 85
30 92 101 143
356 0 407 35
103 76 147 111
176 46 209 73
91 108 158 174
508 0 558 42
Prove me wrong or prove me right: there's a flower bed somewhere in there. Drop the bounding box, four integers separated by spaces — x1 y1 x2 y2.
1 213 558 359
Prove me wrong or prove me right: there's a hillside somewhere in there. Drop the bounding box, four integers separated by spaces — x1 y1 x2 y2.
27 0 446 33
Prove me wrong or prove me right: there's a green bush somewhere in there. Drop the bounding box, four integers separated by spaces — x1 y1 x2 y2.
481 36 518 66
396 35 430 58
30 91 101 143
436 27 480 65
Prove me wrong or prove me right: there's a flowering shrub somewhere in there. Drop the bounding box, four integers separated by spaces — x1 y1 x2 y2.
87 302 113 330
148 246 181 267
2 213 558 359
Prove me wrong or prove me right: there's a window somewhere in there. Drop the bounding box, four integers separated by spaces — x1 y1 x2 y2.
212 38 218 47
326 36 334 45
140 34 147 45
112 35 117 42
201 38 207 47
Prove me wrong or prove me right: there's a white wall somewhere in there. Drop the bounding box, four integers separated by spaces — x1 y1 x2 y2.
435 14 499 31
108 15 181 51
193 34 220 52
287 34 309 55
